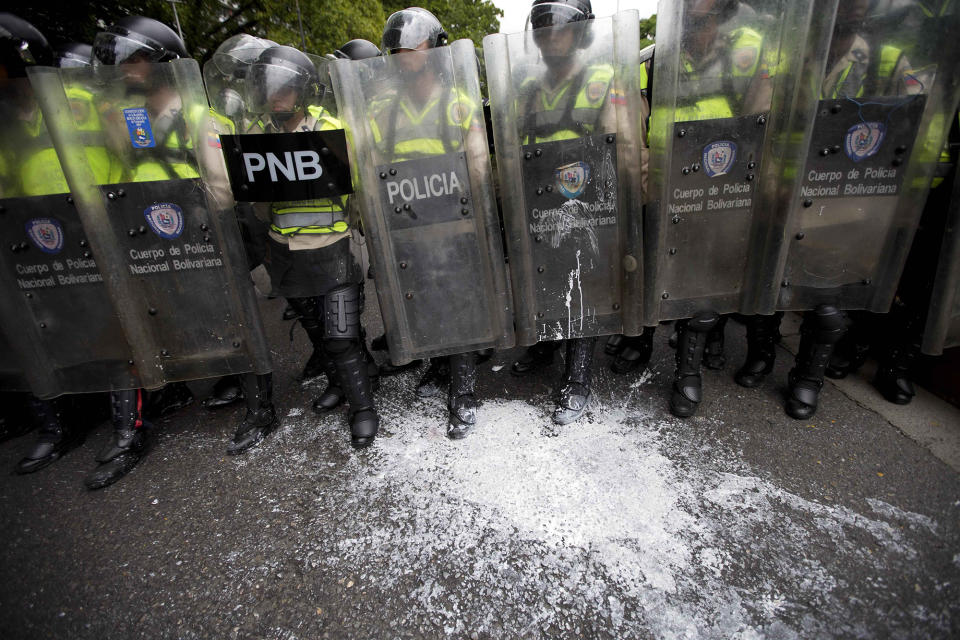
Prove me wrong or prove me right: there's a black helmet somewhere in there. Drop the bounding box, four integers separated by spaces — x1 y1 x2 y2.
528 0 594 30
55 43 93 68
381 8 448 54
333 39 381 60
0 13 52 77
246 45 319 115
92 16 187 66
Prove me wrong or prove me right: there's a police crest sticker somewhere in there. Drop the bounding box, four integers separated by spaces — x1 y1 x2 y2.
25 218 65 254
144 203 185 239
702 141 737 178
123 107 156 148
555 161 590 199
844 121 886 162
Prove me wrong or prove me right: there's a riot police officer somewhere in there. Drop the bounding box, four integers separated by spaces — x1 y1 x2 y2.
246 44 378 447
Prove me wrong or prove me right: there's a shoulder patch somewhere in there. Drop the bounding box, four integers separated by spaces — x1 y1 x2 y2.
733 46 759 73
586 81 608 103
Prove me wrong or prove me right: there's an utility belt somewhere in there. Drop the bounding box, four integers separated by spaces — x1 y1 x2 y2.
270 205 348 235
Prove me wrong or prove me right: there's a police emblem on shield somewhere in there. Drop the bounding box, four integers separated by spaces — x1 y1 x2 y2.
844 121 886 163
25 218 65 255
555 161 590 199
144 203 185 239
702 141 737 178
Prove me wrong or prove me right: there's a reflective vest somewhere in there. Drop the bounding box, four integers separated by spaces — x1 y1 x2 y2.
676 26 765 121
369 87 480 161
19 86 122 196
519 63 615 143
257 109 349 236
126 100 209 183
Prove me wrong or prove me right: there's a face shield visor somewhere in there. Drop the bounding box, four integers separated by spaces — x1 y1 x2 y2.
527 3 590 32
245 60 315 115
92 30 168 66
212 35 271 78
382 11 443 54
57 51 92 68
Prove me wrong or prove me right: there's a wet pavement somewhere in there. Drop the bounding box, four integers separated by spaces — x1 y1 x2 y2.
1 287 959 639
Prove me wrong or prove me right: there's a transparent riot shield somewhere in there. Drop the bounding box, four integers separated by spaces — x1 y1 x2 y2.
330 40 514 364
28 60 272 390
756 0 960 315
923 157 960 354
0 75 137 398
644 0 815 323
484 11 645 344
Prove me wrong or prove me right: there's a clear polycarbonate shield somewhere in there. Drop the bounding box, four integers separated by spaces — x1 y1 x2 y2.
28 60 272 390
757 0 960 314
330 39 514 364
922 158 960 354
484 11 645 345
0 75 138 398
644 0 814 323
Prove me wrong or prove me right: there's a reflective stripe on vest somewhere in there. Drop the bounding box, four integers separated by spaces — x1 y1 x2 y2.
520 64 614 143
370 90 473 162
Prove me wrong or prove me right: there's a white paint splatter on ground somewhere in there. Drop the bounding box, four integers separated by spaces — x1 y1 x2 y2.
224 378 957 639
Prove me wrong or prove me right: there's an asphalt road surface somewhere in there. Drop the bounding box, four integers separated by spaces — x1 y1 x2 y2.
1 284 959 639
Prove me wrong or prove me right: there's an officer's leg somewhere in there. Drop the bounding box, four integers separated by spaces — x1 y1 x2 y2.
447 352 478 439
323 283 378 447
610 326 656 375
554 337 597 425
785 305 845 419
287 296 340 406
825 311 871 379
417 357 451 398
511 340 562 377
201 374 244 410
704 315 729 370
604 334 626 356
670 311 720 418
735 312 783 388
143 381 194 419
226 373 276 454
872 303 919 405
15 395 80 474
85 389 147 490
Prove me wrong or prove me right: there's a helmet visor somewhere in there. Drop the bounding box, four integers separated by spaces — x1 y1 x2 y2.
246 61 312 114
382 14 440 53
58 52 91 68
528 4 589 30
92 32 166 66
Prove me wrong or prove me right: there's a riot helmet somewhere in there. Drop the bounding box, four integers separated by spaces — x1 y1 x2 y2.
55 43 93 68
528 0 594 30
0 13 52 78
92 16 187 66
246 45 319 121
528 0 595 68
333 39 381 60
381 8 448 54
211 34 276 79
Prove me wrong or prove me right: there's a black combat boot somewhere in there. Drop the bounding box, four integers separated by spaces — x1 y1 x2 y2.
873 343 917 405
311 347 345 414
554 337 597 425
704 316 728 370
825 318 870 379
611 326 656 374
300 347 325 382
448 352 478 439
227 374 277 455
144 381 194 419
336 352 379 447
15 396 82 474
670 312 720 418
371 333 423 376
85 389 148 490
201 375 244 410
735 313 783 388
785 305 845 420
604 334 626 356
511 340 560 376
417 357 450 397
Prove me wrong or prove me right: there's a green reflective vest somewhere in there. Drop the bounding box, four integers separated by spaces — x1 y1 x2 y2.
518 63 616 143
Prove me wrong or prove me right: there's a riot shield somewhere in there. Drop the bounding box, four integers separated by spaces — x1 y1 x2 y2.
28 60 272 390
0 75 137 398
644 0 814 323
756 0 960 314
922 156 960 354
483 11 645 344
330 40 514 364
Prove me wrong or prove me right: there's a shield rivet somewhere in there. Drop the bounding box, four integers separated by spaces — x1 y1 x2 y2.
672 216 680 224
895 145 907 154
820 148 830 157
203 235 211 242
148 308 158 316
830 104 842 114
535 149 542 157
39 322 47 329
524 152 532 160
682 167 690 175
535 235 543 243
831 145 840 154
403 204 412 211
66 196 73 204
803 199 813 208
138 226 147 234
748 161 756 169
692 163 700 172
320 147 330 156
669 248 677 255
677 129 686 138
537 266 545 273
25 292 32 298
545 185 553 192
796 232 805 240
160 350 170 357
107 192 116 200
233 341 241 348
757 115 767 125
892 158 903 167
127 360 135 366
83 251 91 258
781 280 790 287
117 189 126 197
200 224 209 231
18 242 27 251
405 292 414 300
537 312 544 319
379 172 387 179
461 208 469 216
745 173 755 181
606 135 615 144
389 169 397 176
536 188 543 195
863 278 872 285
661 292 669 300
128 229 137 237
327 182 336 190
400 262 408 269
460 197 468 205
612 303 620 311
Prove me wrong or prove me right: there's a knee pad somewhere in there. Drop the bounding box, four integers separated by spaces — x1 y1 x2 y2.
324 283 362 340
807 305 845 343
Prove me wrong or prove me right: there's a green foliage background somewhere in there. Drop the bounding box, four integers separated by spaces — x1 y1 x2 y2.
15 0 503 62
